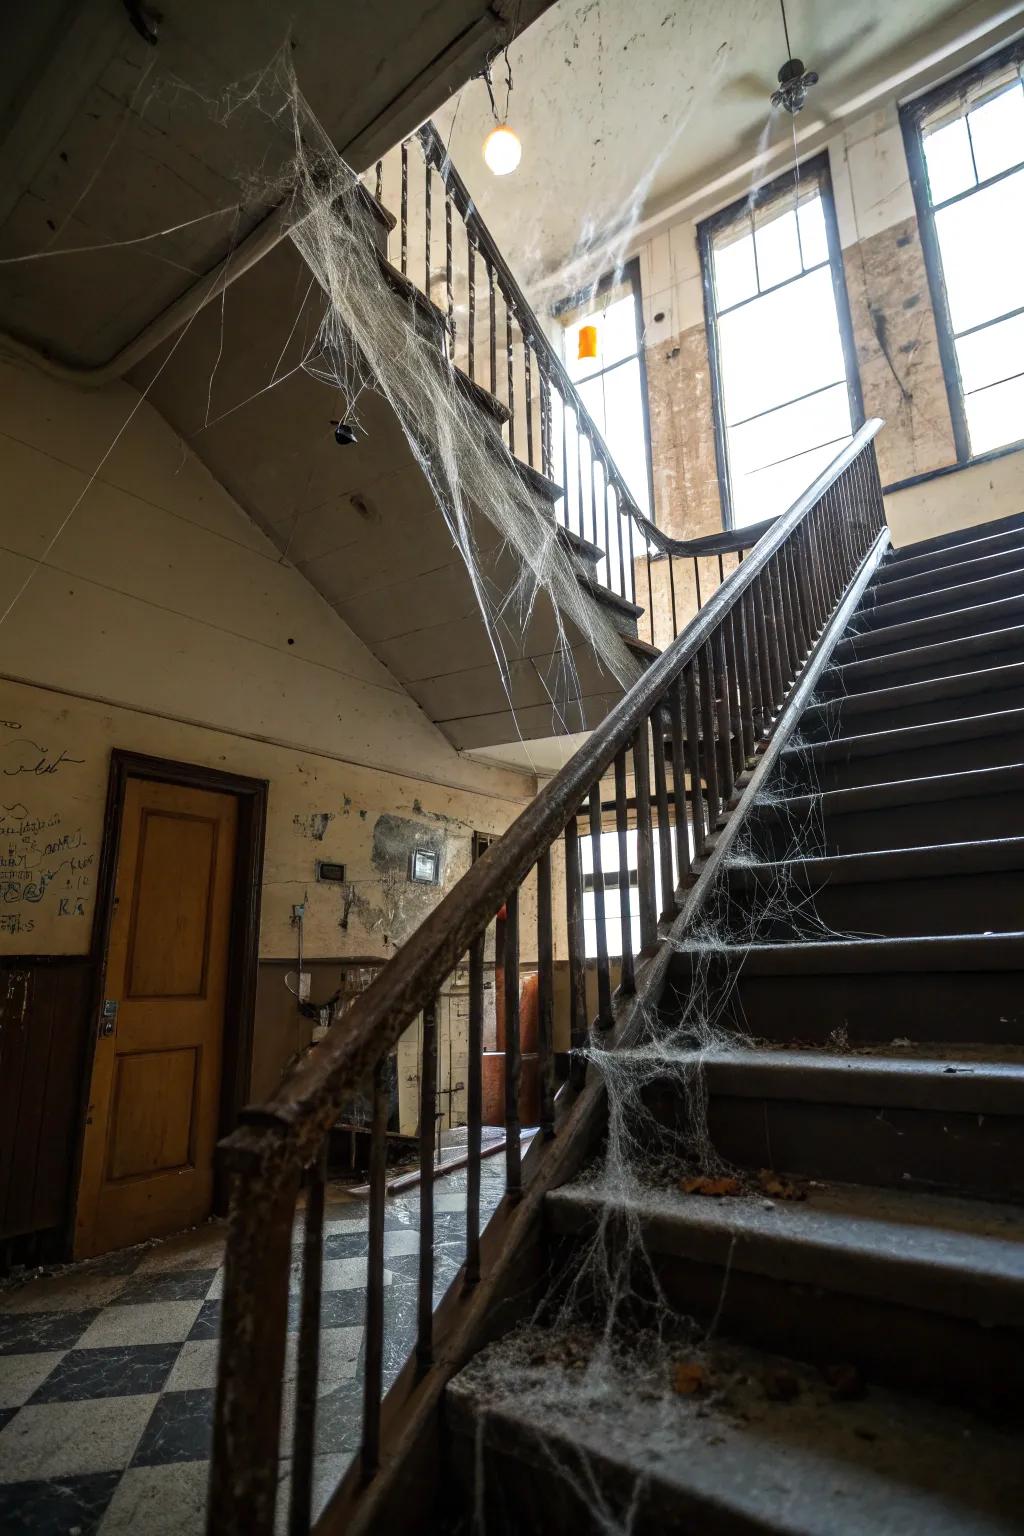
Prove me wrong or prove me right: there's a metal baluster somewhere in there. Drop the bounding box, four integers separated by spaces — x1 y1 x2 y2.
465 934 484 1284
561 401 570 531
712 628 735 807
693 557 703 611
613 747 635 995
646 546 655 647
698 642 721 825
668 556 678 640
784 541 808 660
488 260 497 397
770 555 796 684
361 1061 387 1479
523 326 534 467
564 815 588 1087
445 191 454 355
537 851 556 1134
669 680 691 882
467 236 476 382
752 576 776 724
626 496 638 605
723 609 744 781
289 1141 326 1536
742 587 763 744
400 140 408 276
602 465 611 590
424 152 431 301
417 998 438 1370
734 596 756 762
575 410 585 540
506 297 516 455
589 445 599 550
588 783 613 1029
651 710 675 918
633 723 657 950
761 564 786 707
683 660 706 862
616 487 627 598
503 889 521 1193
717 553 725 589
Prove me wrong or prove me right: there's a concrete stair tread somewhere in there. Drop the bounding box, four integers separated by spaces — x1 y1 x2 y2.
809 661 1024 720
783 705 1024 764
832 623 1024 688
836 592 1024 660
728 836 1024 887
759 761 1024 822
871 543 1024 602
672 931 1024 973
860 564 1024 626
448 1327 1023 1536
888 511 1024 567
546 1177 1024 1325
680 1042 1024 1114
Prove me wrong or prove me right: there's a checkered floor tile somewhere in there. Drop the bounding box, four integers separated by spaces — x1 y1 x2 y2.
0 1164 507 1532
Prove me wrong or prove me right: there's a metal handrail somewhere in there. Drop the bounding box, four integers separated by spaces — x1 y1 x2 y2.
209 419 887 1536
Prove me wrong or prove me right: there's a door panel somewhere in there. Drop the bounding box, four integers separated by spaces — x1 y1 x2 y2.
75 777 238 1258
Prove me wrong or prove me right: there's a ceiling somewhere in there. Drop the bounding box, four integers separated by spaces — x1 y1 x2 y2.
432 0 1024 295
0 0 552 367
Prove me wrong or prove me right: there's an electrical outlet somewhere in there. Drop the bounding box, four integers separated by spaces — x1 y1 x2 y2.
298 971 311 1001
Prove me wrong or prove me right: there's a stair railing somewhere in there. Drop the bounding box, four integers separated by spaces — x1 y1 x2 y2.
208 420 887 1536
369 122 675 609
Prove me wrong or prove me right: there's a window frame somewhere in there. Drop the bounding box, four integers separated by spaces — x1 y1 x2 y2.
698 151 864 530
554 256 657 525
900 38 1024 466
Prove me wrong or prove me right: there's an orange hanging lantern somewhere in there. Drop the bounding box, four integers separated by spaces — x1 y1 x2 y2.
577 323 598 362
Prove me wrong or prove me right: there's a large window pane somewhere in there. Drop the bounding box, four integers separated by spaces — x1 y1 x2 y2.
797 195 829 267
713 226 758 310
964 373 1024 454
967 80 1024 183
718 265 846 426
754 206 803 290
923 116 976 204
578 357 651 517
956 312 1024 393
934 168 1024 332
728 383 852 483
733 438 850 528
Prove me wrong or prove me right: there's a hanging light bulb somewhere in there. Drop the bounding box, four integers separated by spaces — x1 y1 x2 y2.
483 123 522 176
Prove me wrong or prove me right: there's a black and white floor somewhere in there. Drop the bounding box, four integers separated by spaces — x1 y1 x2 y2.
0 1158 507 1533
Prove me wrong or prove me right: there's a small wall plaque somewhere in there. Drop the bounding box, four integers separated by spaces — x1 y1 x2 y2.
409 848 439 884
316 860 347 883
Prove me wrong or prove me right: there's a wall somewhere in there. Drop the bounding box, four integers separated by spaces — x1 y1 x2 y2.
0 358 544 1242
633 98 1024 578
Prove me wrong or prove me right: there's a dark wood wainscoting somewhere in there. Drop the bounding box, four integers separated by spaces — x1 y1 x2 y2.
0 958 93 1253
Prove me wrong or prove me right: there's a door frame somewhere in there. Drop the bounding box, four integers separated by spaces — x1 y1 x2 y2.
71 751 268 1247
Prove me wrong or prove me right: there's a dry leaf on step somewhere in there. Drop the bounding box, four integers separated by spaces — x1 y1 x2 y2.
673 1361 710 1395
680 1175 742 1197
757 1169 807 1201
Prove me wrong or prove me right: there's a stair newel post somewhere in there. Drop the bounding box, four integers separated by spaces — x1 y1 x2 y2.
733 597 756 762
633 723 658 950
505 293 516 455
668 680 692 883
417 996 439 1369
588 782 614 1028
502 891 522 1196
711 626 735 806
723 608 745 780
522 323 534 467
360 1059 389 1480
467 233 476 382
400 139 409 276
682 661 706 859
487 259 498 398
289 1138 327 1536
564 815 588 1088
613 747 636 995
698 641 722 825
209 1153 299 1536
536 851 556 1134
464 933 485 1284
651 708 675 919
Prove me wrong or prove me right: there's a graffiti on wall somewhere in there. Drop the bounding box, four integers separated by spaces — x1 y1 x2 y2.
0 722 93 939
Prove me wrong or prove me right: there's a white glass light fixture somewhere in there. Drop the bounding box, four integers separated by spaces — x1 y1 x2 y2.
483 123 522 175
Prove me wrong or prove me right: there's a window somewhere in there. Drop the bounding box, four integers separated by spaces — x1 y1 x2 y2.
580 825 686 959
553 261 654 594
699 155 863 528
902 43 1024 461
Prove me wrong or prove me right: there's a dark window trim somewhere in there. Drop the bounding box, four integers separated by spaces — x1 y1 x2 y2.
698 150 864 531
553 256 657 525
899 36 1024 467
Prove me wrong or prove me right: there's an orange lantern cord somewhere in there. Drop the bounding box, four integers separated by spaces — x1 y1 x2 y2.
577 323 598 362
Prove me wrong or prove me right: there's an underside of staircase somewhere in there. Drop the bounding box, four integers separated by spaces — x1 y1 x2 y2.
441 509 1024 1534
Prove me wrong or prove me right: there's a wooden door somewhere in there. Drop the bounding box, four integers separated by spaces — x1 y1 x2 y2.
75 777 239 1258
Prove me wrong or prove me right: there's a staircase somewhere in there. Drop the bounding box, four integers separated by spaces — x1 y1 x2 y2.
444 508 1024 1532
